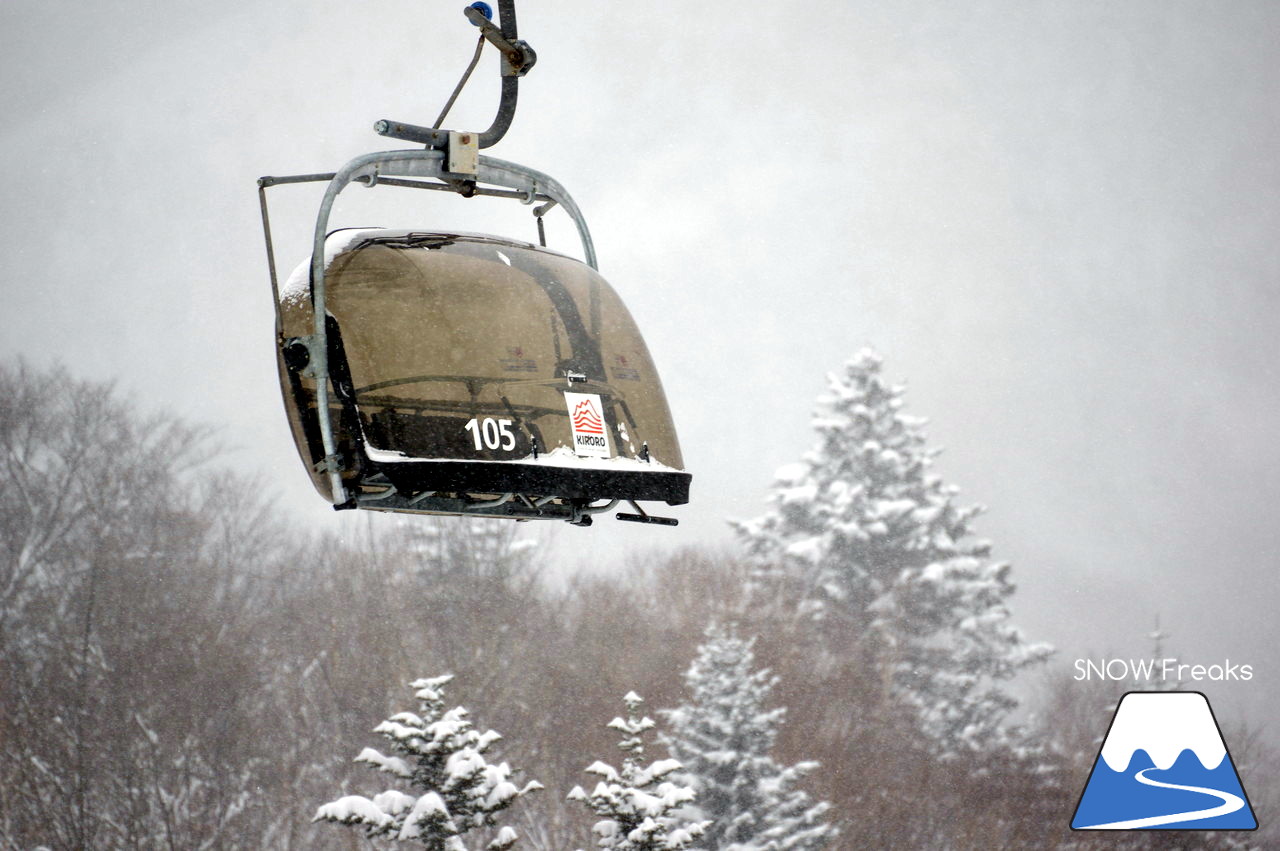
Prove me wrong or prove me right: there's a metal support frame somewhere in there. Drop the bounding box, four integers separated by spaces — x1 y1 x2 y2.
258 148 598 507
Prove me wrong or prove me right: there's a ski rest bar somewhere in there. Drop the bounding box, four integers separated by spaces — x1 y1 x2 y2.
615 500 679 525
616 513 679 526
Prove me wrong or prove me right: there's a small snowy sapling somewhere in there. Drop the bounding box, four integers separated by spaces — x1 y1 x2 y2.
568 692 711 851
313 675 541 849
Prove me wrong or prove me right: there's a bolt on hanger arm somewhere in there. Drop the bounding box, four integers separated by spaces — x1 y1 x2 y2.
375 0 536 150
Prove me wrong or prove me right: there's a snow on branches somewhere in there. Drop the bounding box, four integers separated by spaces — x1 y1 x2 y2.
313 675 541 849
734 349 1052 758
568 693 710 851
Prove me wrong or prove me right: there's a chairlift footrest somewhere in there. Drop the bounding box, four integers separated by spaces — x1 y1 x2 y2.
616 512 678 526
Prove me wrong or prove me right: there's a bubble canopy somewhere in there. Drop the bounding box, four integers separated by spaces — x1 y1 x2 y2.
274 227 690 524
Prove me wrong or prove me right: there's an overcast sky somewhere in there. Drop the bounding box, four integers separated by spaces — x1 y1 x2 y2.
3 0 1277 730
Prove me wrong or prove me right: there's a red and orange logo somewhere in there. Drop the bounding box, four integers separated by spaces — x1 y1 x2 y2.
571 399 604 434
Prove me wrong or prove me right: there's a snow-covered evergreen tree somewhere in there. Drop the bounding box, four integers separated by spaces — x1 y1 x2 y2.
734 349 1052 758
314 675 541 849
660 625 835 850
568 692 710 851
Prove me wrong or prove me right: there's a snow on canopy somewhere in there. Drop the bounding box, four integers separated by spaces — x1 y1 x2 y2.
279 228 385 305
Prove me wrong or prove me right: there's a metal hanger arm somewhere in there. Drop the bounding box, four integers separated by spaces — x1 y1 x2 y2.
376 0 535 150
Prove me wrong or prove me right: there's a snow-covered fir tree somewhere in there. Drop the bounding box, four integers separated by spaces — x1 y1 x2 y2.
568 692 711 851
314 675 541 849
660 625 835 850
734 349 1052 758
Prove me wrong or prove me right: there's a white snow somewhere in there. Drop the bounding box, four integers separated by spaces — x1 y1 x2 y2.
444 749 486 782
773 462 808 484
585 761 620 783
1099 692 1228 772
778 483 818 506
643 759 682 782
279 228 389 304
783 538 824 564
412 674 454 701
355 747 414 778
313 795 393 827
484 779 519 807
873 498 917 519
489 826 519 849
363 444 682 473
371 790 418 815
375 719 427 743
398 791 452 840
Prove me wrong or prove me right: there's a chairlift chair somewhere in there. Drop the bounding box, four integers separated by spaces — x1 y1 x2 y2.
257 1 689 526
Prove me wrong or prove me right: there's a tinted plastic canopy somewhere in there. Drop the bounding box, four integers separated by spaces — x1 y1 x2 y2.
276 228 689 522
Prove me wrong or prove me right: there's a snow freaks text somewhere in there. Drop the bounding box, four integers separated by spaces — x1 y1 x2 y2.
1073 658 1254 683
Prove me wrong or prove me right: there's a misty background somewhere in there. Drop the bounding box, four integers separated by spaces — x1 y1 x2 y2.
2 0 1277 735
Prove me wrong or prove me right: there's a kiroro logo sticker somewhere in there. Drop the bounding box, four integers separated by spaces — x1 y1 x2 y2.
564 392 610 458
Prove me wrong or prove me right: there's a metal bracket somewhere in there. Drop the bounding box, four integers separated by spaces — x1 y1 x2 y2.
312 454 343 476
282 334 324 379
447 130 480 175
569 499 619 527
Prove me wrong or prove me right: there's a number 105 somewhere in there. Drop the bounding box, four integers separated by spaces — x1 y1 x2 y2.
464 417 516 451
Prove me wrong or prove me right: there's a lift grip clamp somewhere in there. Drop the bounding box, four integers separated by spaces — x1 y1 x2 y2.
463 4 537 77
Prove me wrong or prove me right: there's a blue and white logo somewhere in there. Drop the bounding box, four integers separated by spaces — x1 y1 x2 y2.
1072 691 1256 830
